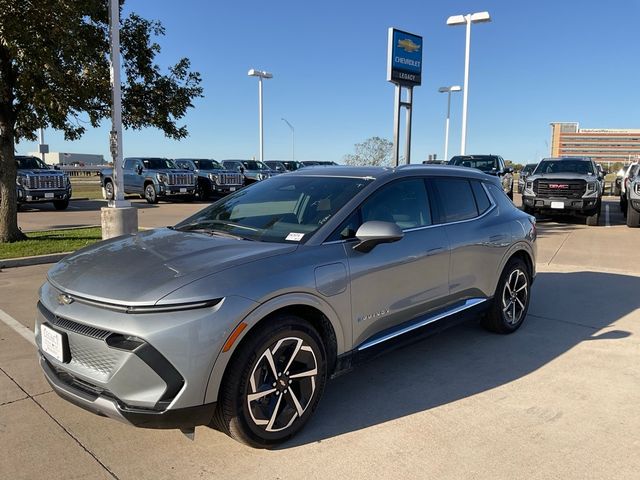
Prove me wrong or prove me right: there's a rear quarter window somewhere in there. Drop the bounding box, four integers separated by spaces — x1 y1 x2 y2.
486 183 516 211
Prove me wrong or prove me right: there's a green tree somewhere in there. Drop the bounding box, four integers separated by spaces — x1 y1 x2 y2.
343 136 393 167
0 0 203 242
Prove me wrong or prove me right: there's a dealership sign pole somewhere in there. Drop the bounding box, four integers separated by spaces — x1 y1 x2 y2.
387 28 423 166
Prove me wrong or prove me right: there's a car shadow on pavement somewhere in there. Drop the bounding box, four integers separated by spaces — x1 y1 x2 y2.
281 271 637 448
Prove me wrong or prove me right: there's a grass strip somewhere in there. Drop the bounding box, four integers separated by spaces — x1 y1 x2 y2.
0 227 103 260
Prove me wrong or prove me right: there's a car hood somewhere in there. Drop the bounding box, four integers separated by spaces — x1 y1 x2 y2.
18 170 65 176
527 173 597 181
47 228 297 305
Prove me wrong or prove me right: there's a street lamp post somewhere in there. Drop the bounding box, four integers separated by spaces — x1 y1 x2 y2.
281 118 295 162
438 85 461 162
446 11 491 155
248 69 273 163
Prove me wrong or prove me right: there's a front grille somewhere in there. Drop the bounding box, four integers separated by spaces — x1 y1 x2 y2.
217 173 243 185
27 175 65 190
69 343 119 375
168 173 194 186
534 179 586 199
38 302 110 340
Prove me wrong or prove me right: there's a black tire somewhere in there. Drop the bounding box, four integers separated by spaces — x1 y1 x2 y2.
213 315 327 448
196 180 210 201
585 201 601 226
482 257 531 334
53 199 69 210
144 183 158 204
104 181 114 200
626 202 640 227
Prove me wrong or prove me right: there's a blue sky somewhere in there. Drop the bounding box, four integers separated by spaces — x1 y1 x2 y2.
17 0 640 164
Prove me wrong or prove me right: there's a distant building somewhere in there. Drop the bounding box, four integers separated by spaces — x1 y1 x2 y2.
550 122 640 165
27 152 105 166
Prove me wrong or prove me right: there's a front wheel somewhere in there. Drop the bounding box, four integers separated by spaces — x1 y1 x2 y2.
144 183 158 204
53 199 69 210
104 181 114 200
483 258 531 334
586 201 601 226
626 202 640 227
213 315 327 448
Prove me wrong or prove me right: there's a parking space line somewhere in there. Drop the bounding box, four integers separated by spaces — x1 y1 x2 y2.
605 204 610 227
0 308 36 347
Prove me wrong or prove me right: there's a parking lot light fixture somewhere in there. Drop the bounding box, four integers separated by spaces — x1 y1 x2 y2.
446 11 491 155
248 69 273 163
438 85 462 162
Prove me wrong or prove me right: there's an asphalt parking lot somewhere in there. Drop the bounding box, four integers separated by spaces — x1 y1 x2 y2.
1 196 639 479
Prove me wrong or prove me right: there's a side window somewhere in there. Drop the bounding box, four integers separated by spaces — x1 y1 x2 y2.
328 211 361 242
361 179 431 229
486 183 515 211
123 158 134 170
432 178 478 223
471 181 491 214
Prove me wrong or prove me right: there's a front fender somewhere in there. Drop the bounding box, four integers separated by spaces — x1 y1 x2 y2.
203 291 347 404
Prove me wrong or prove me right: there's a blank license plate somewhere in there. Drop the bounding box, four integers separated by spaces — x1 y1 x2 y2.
551 201 564 209
229 187 236 191
45 192 54 198
41 324 65 362
180 187 187 193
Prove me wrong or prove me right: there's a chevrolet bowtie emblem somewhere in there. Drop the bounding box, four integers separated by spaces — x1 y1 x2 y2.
57 294 74 305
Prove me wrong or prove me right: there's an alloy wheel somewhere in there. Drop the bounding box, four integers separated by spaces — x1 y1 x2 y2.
246 336 318 433
501 268 528 325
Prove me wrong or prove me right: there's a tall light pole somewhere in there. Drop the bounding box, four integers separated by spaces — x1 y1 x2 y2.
101 0 137 239
248 69 273 162
446 11 491 155
281 118 295 162
438 85 461 162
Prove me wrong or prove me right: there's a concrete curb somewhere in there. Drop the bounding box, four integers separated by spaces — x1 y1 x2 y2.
0 252 70 269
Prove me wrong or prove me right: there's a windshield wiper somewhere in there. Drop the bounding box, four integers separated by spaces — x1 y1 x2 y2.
172 222 255 241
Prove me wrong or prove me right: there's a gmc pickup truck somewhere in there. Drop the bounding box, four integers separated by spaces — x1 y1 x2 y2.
174 158 244 199
101 157 196 204
15 156 72 210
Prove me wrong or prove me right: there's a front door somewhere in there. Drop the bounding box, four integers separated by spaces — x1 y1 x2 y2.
340 178 451 347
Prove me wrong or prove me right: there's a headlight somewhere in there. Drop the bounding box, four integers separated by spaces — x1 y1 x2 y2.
208 173 218 182
156 173 168 183
256 173 265 181
16 175 28 187
634 183 640 196
587 182 597 192
65 175 71 186
526 181 533 190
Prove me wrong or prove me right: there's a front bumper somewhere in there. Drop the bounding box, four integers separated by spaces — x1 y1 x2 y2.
522 195 599 214
158 184 196 196
211 183 242 193
40 355 216 429
17 187 71 203
35 282 256 428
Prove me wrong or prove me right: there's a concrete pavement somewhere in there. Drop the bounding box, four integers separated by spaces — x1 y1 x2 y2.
2 199 640 479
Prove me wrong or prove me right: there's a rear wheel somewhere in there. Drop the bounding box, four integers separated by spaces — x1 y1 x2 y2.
213 315 327 448
483 258 531 334
196 180 209 201
626 202 640 227
144 183 158 204
53 199 69 210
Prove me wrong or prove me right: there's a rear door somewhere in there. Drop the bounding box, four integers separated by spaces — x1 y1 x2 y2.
337 178 451 347
431 177 511 302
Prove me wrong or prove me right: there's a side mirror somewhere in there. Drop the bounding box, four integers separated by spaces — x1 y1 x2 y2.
353 221 404 253
53 165 60 170
136 165 143 175
239 166 245 173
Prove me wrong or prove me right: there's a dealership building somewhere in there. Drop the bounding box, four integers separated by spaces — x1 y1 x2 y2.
550 122 640 166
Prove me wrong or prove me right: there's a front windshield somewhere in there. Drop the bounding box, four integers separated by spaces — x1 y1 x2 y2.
16 157 49 170
282 161 302 171
241 160 270 171
449 156 498 172
194 159 222 170
522 164 536 175
175 175 372 242
142 158 176 169
534 159 594 175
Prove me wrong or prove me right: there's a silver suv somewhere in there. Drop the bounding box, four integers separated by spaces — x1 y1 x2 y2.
36 166 536 448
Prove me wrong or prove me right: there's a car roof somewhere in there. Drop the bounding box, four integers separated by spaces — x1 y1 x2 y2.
285 164 502 183
541 157 592 162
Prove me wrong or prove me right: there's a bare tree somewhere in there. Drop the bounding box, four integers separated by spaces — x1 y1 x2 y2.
343 136 393 167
